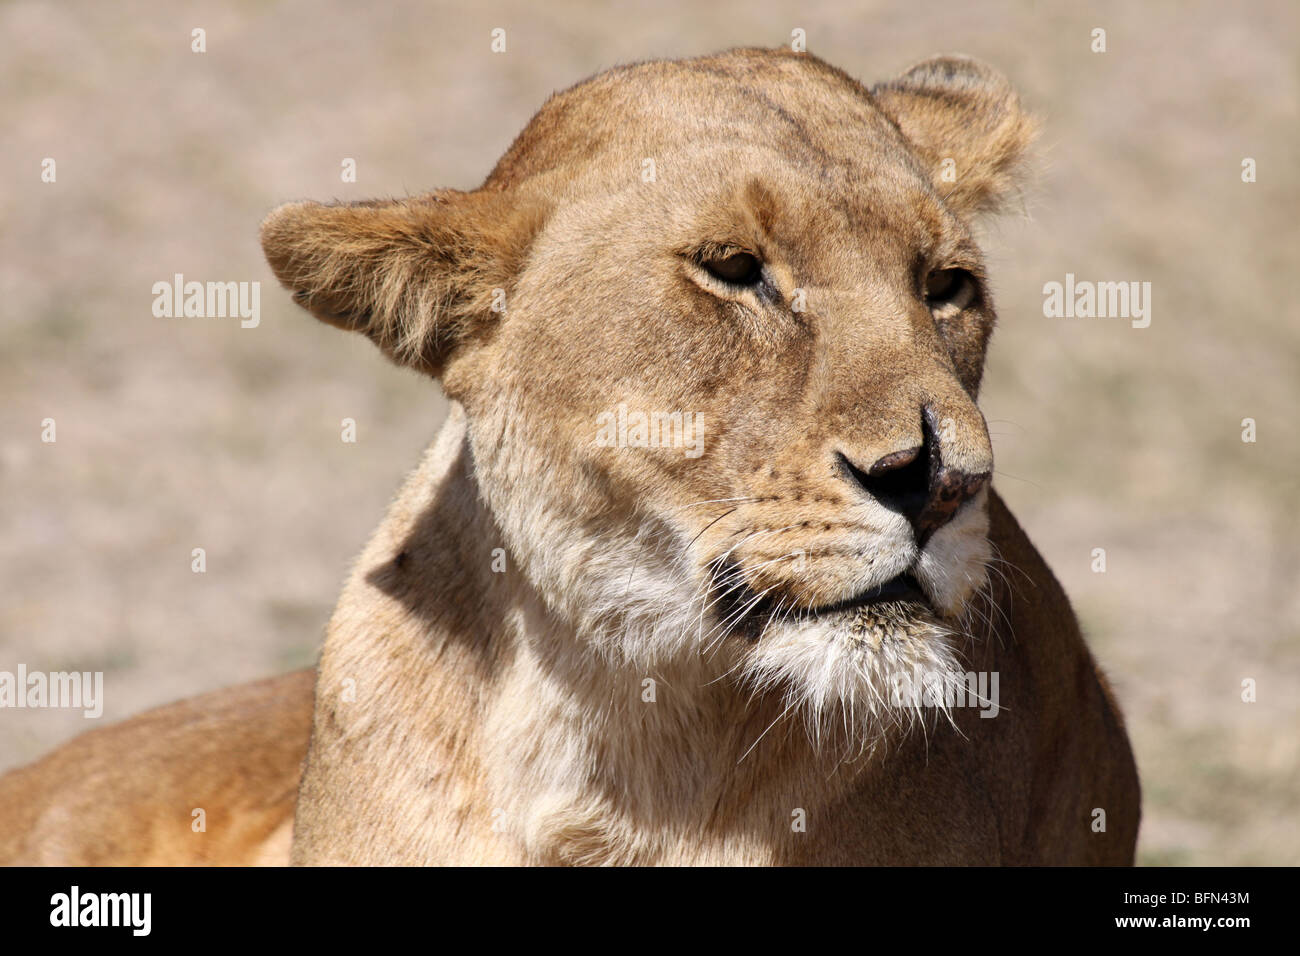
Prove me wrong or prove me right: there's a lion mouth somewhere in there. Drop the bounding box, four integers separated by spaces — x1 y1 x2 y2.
801 572 930 619
714 569 932 640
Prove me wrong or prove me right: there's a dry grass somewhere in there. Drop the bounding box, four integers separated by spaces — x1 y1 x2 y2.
1 0 1296 864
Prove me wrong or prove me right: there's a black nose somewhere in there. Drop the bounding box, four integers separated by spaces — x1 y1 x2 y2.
839 412 989 546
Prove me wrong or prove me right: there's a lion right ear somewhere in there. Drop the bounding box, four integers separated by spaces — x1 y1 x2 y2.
260 190 546 376
871 56 1040 218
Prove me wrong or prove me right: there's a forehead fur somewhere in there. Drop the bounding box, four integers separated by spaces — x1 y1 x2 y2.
486 48 921 191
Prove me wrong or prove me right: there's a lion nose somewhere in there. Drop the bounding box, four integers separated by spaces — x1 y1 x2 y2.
838 413 990 546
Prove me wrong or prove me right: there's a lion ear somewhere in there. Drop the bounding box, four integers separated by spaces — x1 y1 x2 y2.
871 56 1039 217
260 190 546 376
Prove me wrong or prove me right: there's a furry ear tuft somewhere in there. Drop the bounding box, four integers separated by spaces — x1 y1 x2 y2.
260 190 546 375
871 56 1040 217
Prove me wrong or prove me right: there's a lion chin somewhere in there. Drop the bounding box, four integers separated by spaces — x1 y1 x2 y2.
733 503 994 754
741 600 964 753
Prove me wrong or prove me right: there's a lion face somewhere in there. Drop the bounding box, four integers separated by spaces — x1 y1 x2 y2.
261 48 1037 743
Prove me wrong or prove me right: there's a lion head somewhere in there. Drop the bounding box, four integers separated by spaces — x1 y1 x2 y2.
261 48 1037 749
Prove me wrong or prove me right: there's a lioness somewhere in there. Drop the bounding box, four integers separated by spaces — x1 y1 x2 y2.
1 48 1139 865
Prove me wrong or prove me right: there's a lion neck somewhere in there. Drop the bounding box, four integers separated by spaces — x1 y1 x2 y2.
341 405 874 864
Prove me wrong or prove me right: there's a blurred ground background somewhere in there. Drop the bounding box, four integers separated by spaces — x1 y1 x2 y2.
1 0 1296 864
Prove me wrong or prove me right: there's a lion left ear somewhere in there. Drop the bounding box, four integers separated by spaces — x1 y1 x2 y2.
871 55 1039 217
260 189 547 377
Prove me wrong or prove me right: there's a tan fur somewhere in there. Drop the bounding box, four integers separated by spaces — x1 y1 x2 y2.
0 670 312 865
0 48 1138 865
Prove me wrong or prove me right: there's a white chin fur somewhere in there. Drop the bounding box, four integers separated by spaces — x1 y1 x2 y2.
738 494 993 753
740 602 965 753
559 497 993 753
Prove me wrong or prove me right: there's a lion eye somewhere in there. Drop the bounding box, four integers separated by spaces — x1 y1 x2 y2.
925 268 975 310
703 251 762 285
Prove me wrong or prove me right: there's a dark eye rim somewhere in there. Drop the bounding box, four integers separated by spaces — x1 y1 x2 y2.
924 267 977 308
700 250 764 286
